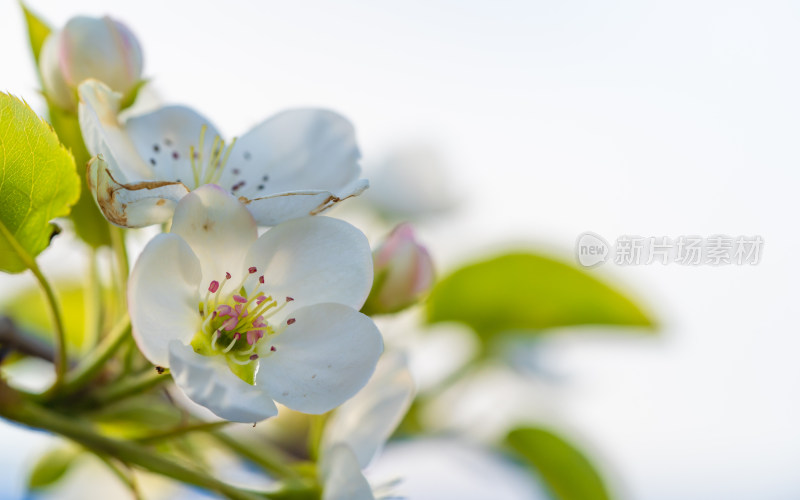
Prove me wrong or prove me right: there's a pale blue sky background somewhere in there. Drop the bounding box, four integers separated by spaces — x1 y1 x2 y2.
2 1 800 499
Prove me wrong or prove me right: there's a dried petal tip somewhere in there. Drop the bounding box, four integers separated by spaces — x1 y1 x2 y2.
248 266 257 274
208 280 220 293
270 346 277 352
286 297 294 302
259 275 265 284
287 318 296 325
225 272 232 279
249 354 259 360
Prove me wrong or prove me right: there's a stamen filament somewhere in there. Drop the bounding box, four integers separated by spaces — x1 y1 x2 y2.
190 145 199 188
203 136 222 184
228 355 256 365
222 335 238 353
246 298 277 323
213 137 238 184
213 273 231 308
260 299 292 320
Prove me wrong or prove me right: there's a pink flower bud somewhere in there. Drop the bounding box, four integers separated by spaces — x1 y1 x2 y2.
366 223 434 314
39 16 144 110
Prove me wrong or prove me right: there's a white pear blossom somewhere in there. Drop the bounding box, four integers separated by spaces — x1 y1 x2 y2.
319 353 415 500
78 80 368 228
128 184 383 422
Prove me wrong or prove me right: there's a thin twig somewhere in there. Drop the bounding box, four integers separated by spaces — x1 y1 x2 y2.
0 316 57 364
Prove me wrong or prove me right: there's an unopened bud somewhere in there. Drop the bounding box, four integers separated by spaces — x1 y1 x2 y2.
363 223 434 315
39 16 143 111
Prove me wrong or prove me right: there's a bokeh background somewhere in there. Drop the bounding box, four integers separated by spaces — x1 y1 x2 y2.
2 1 799 498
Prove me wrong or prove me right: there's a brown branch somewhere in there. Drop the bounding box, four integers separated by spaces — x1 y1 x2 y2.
0 316 57 364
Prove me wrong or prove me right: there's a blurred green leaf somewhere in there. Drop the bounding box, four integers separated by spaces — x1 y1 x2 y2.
506 427 611 500
426 252 654 339
47 103 112 247
20 2 51 65
28 445 81 491
119 79 149 111
1 282 90 352
0 93 80 273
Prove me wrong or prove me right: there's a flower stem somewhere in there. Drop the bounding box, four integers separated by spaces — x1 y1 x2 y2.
0 219 68 388
58 314 131 396
109 225 129 305
88 368 168 407
213 431 301 481
95 454 142 500
0 391 267 500
307 414 327 462
136 421 230 444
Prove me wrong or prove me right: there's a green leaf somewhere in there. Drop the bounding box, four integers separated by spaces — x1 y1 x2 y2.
119 78 149 111
0 93 80 273
426 252 654 339
20 2 52 65
28 445 81 491
506 427 611 500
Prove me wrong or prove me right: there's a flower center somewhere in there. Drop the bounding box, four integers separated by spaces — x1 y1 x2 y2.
190 266 294 385
188 125 237 189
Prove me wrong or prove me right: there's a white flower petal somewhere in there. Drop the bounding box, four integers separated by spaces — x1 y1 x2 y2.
320 444 375 500
257 303 383 414
240 179 368 226
128 233 202 366
79 79 154 182
87 156 189 228
219 109 367 223
245 216 372 315
125 105 222 187
168 341 278 423
322 352 415 469
170 184 258 287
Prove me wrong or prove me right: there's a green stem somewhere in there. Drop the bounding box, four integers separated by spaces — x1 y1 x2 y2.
0 220 68 388
214 431 301 480
307 414 327 462
89 368 168 407
95 454 142 500
0 395 267 500
136 421 230 444
59 315 131 396
109 227 129 328
85 248 103 348
110 225 129 298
